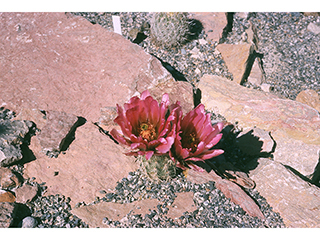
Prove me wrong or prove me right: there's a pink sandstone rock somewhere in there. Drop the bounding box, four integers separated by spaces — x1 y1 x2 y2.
216 43 254 84
198 74 320 176
71 198 160 228
190 12 227 42
0 12 191 124
24 122 140 206
0 12 193 206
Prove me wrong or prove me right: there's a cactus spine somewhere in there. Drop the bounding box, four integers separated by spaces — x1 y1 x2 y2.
149 12 190 49
137 154 179 182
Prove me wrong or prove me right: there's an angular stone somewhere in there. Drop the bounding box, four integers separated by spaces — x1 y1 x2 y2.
190 12 227 42
24 122 139 206
71 198 159 228
198 74 320 176
249 158 320 227
167 192 197 220
247 58 264 86
37 110 79 158
0 190 16 203
13 108 47 130
148 78 194 114
0 167 22 190
0 119 34 166
15 184 38 204
216 43 254 84
296 89 320 113
307 22 320 35
0 12 173 124
0 202 17 228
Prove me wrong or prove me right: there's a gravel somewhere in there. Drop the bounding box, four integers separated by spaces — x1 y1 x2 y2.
5 12 319 228
72 12 320 100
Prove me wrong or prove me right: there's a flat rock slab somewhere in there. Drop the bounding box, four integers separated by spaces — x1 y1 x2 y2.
198 74 320 176
167 192 196 220
37 110 79 158
216 43 253 84
1 12 193 207
250 158 320 227
190 12 227 42
0 12 185 123
24 122 139 206
71 198 160 228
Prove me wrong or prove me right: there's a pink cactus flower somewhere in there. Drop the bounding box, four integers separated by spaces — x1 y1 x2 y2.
170 104 224 172
110 90 181 160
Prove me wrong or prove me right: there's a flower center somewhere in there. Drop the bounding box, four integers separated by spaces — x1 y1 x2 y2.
139 122 157 141
181 132 199 153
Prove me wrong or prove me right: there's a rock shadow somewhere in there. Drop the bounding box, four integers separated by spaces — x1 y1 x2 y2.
60 116 87 152
186 18 204 41
191 123 274 188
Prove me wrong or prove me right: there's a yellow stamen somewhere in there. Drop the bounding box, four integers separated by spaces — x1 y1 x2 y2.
139 122 156 141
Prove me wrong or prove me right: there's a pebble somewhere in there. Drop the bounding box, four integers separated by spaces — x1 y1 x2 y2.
21 216 38 228
4 12 315 228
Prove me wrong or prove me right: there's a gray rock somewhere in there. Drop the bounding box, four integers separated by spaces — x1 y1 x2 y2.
307 21 320 35
0 202 17 228
15 184 38 204
0 118 34 166
37 110 79 158
0 167 23 190
21 216 38 228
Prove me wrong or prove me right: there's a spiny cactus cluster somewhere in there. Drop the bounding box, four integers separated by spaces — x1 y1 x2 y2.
137 154 179 182
149 12 191 49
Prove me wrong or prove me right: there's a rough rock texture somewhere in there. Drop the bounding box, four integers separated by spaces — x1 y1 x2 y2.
296 89 320 113
0 202 17 228
216 43 253 84
247 58 264 86
0 12 185 124
186 169 264 219
0 167 22 190
0 12 193 207
24 122 140 206
71 198 159 228
0 190 16 203
15 184 38 204
198 74 320 176
249 158 320 227
0 119 34 166
167 192 197 220
37 110 79 158
190 12 227 42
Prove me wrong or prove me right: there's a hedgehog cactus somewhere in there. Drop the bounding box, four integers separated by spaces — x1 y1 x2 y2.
149 12 190 48
138 154 179 181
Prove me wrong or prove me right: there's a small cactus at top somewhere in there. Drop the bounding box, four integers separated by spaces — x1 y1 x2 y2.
149 12 190 49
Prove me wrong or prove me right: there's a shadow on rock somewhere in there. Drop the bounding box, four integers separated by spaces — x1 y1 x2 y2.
194 123 276 189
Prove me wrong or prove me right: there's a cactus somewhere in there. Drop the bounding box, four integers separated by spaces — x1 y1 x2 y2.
149 12 190 49
137 154 180 181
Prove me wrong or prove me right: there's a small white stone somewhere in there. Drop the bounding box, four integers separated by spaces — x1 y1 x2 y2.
198 39 207 45
307 22 320 35
261 83 271 92
21 216 38 228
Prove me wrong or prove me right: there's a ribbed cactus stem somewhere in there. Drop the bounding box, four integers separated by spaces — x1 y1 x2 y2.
149 12 190 48
137 154 179 181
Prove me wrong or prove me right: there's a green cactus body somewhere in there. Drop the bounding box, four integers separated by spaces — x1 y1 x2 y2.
137 154 179 181
149 12 190 49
